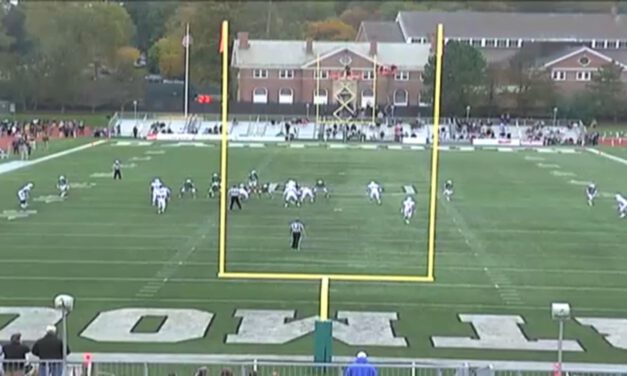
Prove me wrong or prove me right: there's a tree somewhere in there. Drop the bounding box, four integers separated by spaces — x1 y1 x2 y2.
422 41 487 116
114 46 141 81
150 37 184 78
587 63 624 121
124 2 177 52
305 18 355 41
340 6 379 30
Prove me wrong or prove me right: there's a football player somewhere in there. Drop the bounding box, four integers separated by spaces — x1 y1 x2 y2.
239 183 250 201
314 178 330 198
260 182 274 198
616 193 627 219
367 181 382 205
443 180 454 201
208 173 220 198
17 182 34 209
285 179 298 192
586 183 598 206
299 185 315 204
155 184 170 214
179 178 197 199
284 183 300 207
248 170 259 193
57 175 69 198
401 196 416 225
150 177 162 205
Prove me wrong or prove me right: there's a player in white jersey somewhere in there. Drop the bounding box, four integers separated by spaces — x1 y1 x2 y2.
616 193 627 218
156 185 171 214
299 186 315 204
17 183 34 209
57 175 69 198
150 178 162 205
239 183 250 201
443 180 454 201
284 185 300 207
367 181 382 205
285 179 297 192
401 196 416 224
586 183 598 206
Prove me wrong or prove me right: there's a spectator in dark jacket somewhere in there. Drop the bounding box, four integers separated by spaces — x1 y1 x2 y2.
1 333 30 376
32 326 69 376
344 352 377 376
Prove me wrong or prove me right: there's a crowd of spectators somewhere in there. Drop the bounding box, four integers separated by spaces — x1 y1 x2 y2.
0 326 68 376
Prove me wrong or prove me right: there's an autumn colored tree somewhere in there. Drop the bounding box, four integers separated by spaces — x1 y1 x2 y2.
305 18 355 41
150 36 184 78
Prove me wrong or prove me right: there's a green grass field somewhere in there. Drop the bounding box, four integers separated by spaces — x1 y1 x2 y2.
3 140 627 364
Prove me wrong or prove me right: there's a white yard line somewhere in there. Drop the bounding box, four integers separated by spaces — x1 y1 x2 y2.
0 140 106 175
586 147 627 165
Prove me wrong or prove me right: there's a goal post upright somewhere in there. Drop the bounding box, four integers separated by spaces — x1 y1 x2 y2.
426 23 445 281
218 19 229 277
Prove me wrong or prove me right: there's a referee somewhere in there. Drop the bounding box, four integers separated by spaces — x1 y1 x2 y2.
113 160 122 180
229 185 242 210
289 218 305 250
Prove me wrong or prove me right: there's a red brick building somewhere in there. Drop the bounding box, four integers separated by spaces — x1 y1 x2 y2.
231 33 431 107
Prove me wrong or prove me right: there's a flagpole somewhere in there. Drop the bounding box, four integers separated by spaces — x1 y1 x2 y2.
372 54 377 126
315 53 320 128
184 23 190 118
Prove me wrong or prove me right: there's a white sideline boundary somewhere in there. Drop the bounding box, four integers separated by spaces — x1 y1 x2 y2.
586 147 627 166
0 140 107 176
63 353 627 372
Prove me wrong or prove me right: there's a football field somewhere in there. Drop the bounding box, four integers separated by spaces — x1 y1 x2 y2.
2 139 627 364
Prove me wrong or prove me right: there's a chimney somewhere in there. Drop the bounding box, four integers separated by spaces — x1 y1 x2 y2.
306 38 313 55
369 40 377 56
238 32 249 50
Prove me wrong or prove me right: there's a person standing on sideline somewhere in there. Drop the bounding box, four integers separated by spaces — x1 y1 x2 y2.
229 185 242 210
112 160 122 180
344 351 377 376
32 326 69 376
132 125 138 139
1 333 30 376
289 219 305 250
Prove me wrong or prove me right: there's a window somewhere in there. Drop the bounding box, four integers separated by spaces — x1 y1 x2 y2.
620 40 627 49
578 56 590 66
471 39 482 48
361 89 374 108
252 87 268 104
314 70 328 79
592 40 604 49
576 71 592 81
278 88 293 104
419 72 424 82
517 39 523 48
362 70 375 80
313 89 328 105
485 38 497 47
394 71 409 81
253 69 268 79
393 89 408 106
551 71 566 81
279 70 294 79
497 39 508 48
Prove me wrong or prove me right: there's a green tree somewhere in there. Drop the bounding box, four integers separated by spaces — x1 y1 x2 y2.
305 18 356 40
124 1 177 52
587 63 624 121
422 41 487 116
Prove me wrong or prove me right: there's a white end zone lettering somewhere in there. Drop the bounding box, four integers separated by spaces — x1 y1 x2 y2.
0 307 62 341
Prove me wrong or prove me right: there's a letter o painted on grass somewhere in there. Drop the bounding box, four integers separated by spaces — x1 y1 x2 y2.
81 308 213 343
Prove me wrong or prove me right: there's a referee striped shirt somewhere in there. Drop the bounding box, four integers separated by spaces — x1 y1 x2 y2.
290 221 304 233
228 187 240 197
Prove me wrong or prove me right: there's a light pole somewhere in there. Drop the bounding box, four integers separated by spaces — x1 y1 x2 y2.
465 105 471 122
306 103 310 119
552 107 558 127
551 302 571 376
54 294 75 376
133 100 138 122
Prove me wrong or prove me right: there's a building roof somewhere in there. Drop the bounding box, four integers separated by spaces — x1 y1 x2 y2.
356 21 404 42
538 46 627 68
231 40 431 70
396 11 627 40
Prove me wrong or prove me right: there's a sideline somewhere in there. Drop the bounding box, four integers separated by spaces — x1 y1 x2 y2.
586 147 627 166
0 140 107 175
61 353 627 372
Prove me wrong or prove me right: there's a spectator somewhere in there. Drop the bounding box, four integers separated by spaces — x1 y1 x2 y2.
1 333 30 376
32 326 69 376
344 351 377 376
219 369 233 376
